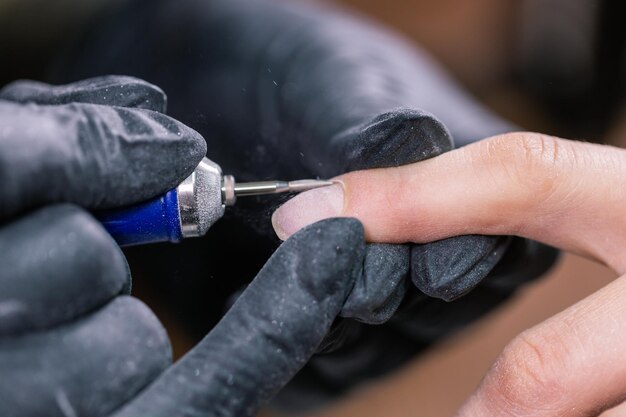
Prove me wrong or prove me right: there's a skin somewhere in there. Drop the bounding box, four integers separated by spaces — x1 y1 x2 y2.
272 131 626 416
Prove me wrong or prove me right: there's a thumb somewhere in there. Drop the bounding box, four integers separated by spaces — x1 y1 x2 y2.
272 133 626 273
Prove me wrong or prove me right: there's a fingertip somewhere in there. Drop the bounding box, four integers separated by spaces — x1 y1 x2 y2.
271 183 345 240
270 210 289 241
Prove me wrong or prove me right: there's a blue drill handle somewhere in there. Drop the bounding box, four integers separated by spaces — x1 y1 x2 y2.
97 189 183 246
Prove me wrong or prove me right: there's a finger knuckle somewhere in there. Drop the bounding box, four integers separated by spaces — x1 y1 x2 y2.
491 133 561 186
477 134 565 226
489 328 569 413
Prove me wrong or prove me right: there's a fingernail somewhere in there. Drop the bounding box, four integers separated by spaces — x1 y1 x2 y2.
272 184 344 240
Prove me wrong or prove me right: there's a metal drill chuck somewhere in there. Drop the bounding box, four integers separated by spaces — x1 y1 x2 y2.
178 157 226 238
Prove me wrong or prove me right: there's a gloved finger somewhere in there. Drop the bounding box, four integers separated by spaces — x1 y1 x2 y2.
307 108 453 178
340 244 409 324
410 235 510 300
457 274 626 417
0 100 206 218
0 296 172 417
112 218 366 417
0 75 167 112
0 204 128 335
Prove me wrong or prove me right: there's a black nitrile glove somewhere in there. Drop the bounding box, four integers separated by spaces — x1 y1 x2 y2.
50 0 558 404
0 75 202 415
0 75 370 417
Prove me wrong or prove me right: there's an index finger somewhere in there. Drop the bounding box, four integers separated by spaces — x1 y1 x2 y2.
273 133 626 272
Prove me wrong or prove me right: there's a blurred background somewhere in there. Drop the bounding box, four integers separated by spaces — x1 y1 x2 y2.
1 0 624 415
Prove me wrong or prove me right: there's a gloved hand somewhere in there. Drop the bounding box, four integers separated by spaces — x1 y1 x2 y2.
50 0 559 404
0 75 203 415
0 75 370 417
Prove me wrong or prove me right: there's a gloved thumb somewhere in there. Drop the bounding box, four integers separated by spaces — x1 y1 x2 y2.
112 218 366 417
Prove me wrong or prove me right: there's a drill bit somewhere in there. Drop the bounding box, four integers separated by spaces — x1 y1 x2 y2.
221 175 334 206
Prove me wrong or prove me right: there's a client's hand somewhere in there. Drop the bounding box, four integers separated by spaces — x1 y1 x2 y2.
274 132 626 416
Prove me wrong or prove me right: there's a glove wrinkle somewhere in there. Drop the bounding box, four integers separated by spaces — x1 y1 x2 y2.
332 109 453 176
